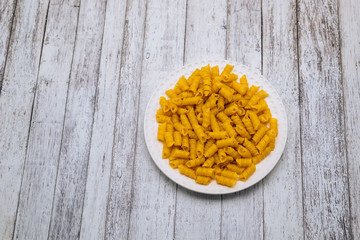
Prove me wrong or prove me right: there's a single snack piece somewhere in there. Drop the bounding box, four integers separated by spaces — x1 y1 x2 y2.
220 169 238 179
186 157 205 168
226 164 245 175
169 159 188 169
216 175 237 187
239 164 256 181
204 144 218 158
156 64 278 187
196 176 212 185
203 156 215 167
178 165 196 179
157 123 166 141
236 158 253 167
196 167 215 178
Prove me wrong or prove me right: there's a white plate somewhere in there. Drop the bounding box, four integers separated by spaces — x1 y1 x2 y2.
144 60 288 195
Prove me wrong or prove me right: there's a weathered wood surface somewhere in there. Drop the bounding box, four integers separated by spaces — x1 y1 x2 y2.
13 1 79 239
297 0 351 239
0 0 359 239
78 0 127 239
0 0 17 91
339 0 360 239
105 0 147 239
0 0 50 238
47 0 107 239
79 0 127 239
221 1 263 239
262 0 304 239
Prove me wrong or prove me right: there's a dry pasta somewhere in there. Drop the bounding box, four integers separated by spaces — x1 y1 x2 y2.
196 140 204 158
181 135 189 151
186 157 206 168
218 148 227 162
203 156 215 168
243 139 259 156
156 64 278 187
217 95 225 111
218 156 233 168
157 123 166 141
248 110 261 131
177 107 188 115
166 89 179 98
202 107 211 128
169 101 178 113
204 139 215 151
196 167 215 178
222 121 237 138
162 144 171 159
226 164 245 175
239 164 256 181
195 176 212 185
252 126 268 144
216 138 238 148
242 112 255 134
235 158 253 167
164 132 174 148
256 134 271 152
216 175 237 187
201 65 212 97
207 131 229 139
189 138 197 159
178 165 196 179
169 159 188 169
224 147 241 159
174 131 182 146
159 96 170 112
204 144 218 158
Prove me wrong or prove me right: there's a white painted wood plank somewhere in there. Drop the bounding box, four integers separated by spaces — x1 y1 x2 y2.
183 0 227 64
174 1 226 239
0 0 16 91
11 1 80 239
297 0 351 239
47 0 107 238
339 0 360 238
125 0 186 239
79 0 127 239
103 1 147 239
262 0 304 239
0 0 50 238
221 1 263 239
227 0 261 71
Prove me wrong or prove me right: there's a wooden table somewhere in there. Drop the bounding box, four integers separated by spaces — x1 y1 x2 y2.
0 0 359 239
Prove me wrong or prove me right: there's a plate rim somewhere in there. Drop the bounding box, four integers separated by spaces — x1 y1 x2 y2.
144 60 288 195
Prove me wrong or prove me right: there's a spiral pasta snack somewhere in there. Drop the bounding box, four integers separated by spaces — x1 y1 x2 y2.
156 64 278 187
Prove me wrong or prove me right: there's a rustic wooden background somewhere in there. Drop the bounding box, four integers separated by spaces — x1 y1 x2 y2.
0 0 359 239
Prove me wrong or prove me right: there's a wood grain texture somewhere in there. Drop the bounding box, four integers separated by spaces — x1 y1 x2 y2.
126 0 186 239
227 0 262 71
339 0 360 238
79 0 127 239
1 0 359 238
103 0 147 239
0 0 17 92
221 1 263 239
47 0 107 238
0 0 50 238
174 1 226 239
297 0 351 239
262 0 304 239
183 0 227 64
12 1 80 239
